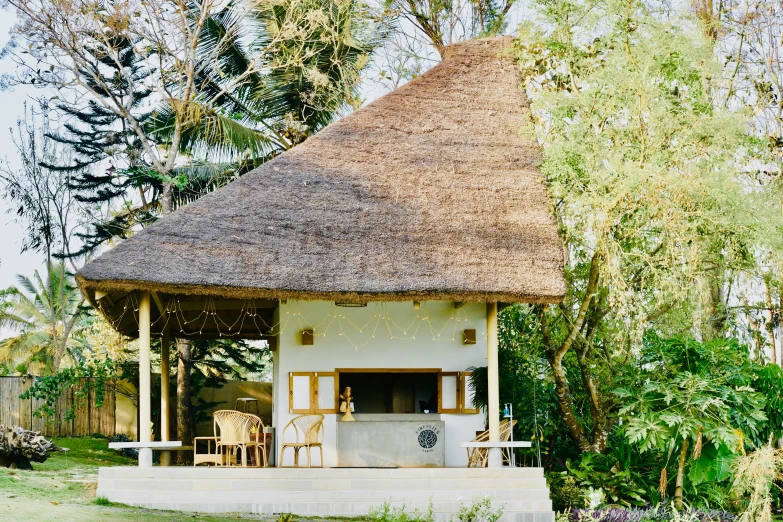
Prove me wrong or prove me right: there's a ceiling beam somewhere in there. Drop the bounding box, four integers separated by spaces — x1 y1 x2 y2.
150 292 166 315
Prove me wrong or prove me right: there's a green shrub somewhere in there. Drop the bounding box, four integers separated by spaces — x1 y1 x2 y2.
455 497 503 522
548 474 585 512
94 496 111 506
563 433 661 507
367 501 434 522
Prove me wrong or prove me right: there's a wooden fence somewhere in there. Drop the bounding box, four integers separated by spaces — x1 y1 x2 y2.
0 376 115 437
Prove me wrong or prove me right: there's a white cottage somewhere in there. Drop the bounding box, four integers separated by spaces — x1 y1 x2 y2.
77 36 566 521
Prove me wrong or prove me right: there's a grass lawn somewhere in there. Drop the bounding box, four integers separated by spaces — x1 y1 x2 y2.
0 436 355 522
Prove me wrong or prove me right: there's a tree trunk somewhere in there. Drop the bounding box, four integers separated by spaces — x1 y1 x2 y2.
176 338 193 465
160 181 174 214
537 253 608 453
674 438 689 510
52 297 85 373
765 279 777 365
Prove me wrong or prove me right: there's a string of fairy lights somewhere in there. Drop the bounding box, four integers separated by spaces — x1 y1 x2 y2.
99 296 482 349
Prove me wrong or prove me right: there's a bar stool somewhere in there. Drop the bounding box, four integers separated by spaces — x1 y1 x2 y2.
235 397 259 415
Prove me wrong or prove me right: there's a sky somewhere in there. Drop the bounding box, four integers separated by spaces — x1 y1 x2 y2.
0 15 46 290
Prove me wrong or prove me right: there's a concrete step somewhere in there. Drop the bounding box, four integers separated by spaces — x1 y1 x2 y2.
102 478 548 492
104 488 552 503
97 466 555 522
104 498 554 517
99 466 547 480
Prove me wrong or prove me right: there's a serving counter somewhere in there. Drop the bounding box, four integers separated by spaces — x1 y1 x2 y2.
336 414 445 468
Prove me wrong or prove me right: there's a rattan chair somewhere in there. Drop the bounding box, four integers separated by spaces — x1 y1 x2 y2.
280 414 324 468
213 410 266 467
466 419 517 467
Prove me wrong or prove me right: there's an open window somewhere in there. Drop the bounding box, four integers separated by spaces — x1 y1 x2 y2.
438 371 461 413
461 371 479 414
439 371 479 414
289 372 338 414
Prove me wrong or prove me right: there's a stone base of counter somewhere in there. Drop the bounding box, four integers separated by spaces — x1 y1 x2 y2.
97 466 555 522
338 414 445 467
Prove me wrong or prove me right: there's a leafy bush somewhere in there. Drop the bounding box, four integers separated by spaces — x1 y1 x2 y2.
564 505 735 522
559 433 661 508
108 434 137 460
20 360 116 422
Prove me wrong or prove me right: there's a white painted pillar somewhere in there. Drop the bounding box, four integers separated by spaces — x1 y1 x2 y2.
486 302 502 467
138 291 152 467
159 327 171 466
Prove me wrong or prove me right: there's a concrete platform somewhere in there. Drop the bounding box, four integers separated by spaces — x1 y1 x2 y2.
97 466 554 521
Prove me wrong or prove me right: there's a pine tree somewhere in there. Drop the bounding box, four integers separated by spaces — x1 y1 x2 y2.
40 35 160 255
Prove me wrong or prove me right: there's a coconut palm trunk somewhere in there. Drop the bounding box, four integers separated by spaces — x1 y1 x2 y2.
674 438 689 509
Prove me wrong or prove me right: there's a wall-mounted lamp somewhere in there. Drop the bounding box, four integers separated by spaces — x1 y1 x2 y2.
301 329 314 345
462 329 477 345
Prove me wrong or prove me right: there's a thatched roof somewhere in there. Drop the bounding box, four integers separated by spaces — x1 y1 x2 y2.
77 37 566 317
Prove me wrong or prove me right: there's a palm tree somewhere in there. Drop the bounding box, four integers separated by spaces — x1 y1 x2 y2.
150 0 380 176
0 262 86 375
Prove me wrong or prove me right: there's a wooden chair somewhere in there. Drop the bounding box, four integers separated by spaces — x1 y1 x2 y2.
466 419 517 467
280 414 324 468
213 410 266 467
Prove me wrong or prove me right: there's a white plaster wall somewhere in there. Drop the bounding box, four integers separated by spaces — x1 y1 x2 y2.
273 300 487 468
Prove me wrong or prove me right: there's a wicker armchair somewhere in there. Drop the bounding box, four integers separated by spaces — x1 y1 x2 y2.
280 414 324 468
466 419 517 467
213 410 266 467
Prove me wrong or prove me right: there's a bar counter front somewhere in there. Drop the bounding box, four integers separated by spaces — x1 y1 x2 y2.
336 414 445 468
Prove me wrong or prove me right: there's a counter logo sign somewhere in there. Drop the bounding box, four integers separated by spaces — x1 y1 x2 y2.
416 424 439 451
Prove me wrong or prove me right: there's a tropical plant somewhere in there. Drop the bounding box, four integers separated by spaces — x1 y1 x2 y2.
0 262 87 374
615 335 767 509
562 433 662 507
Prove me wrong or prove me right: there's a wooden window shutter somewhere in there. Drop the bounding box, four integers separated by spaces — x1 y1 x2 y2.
289 372 314 413
438 371 461 413
460 371 479 414
315 372 338 414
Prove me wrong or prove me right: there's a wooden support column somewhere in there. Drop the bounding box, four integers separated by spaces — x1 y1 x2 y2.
138 291 152 467
486 302 502 467
160 327 171 466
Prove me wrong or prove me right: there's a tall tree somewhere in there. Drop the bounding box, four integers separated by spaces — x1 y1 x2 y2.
383 0 516 56
0 103 89 374
516 0 779 452
0 101 87 266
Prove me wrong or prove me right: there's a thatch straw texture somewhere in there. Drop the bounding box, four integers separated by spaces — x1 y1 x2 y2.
77 37 566 305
